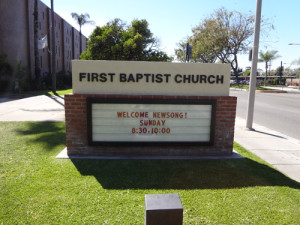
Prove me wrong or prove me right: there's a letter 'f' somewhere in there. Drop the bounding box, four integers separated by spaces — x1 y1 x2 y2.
79 73 86 81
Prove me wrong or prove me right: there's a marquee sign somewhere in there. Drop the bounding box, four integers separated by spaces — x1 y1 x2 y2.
65 60 236 156
72 60 230 96
87 98 216 146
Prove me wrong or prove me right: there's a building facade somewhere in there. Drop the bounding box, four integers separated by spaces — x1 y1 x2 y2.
0 0 87 87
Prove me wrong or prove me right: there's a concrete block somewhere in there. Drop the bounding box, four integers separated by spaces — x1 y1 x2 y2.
145 193 183 225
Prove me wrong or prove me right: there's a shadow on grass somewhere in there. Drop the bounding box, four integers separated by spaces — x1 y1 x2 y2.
71 158 300 190
15 122 65 151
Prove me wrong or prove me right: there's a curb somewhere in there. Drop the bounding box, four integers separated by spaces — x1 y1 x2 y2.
255 90 287 93
230 88 248 92
56 148 244 160
231 88 287 93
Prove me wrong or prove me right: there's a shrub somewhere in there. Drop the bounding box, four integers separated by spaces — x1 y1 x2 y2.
42 71 72 90
56 71 72 89
0 54 13 92
272 78 286 85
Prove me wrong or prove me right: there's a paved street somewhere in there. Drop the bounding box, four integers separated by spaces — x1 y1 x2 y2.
230 89 300 140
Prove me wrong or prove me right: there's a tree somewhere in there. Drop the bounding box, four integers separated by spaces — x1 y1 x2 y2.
81 18 171 62
291 57 300 67
175 7 257 82
0 54 13 77
71 13 95 54
275 66 284 77
258 50 280 85
175 37 217 63
0 54 13 91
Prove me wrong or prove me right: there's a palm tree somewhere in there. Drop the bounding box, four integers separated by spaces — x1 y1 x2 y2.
71 13 95 54
258 50 280 86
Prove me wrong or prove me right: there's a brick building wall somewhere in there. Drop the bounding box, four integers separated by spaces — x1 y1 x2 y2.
0 0 87 81
65 94 237 157
38 5 50 77
63 22 73 72
0 0 30 71
72 28 81 60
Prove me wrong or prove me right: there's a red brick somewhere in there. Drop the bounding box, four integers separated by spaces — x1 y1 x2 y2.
176 96 187 99
71 103 83 107
140 95 153 99
153 95 164 99
187 96 199 99
75 98 85 102
65 106 76 110
70 110 82 114
128 95 141 99
93 95 106 98
164 96 175 99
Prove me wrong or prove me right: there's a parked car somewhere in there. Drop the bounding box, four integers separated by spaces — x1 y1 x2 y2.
240 80 249 85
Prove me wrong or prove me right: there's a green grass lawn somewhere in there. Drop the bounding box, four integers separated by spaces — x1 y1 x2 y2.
1 122 299 224
22 88 73 96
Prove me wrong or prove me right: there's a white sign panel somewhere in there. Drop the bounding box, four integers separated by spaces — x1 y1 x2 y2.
73 60 230 96
87 99 215 144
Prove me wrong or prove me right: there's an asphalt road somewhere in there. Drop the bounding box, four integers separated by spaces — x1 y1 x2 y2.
230 89 300 140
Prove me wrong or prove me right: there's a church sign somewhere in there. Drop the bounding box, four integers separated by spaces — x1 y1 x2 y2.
72 60 230 96
64 60 236 157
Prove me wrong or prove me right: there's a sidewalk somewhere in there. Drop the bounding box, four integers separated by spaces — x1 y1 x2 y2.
0 95 65 121
231 86 300 93
0 95 299 182
265 86 300 93
234 117 300 183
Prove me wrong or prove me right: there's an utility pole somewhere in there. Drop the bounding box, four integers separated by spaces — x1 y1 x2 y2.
51 0 56 93
246 0 262 130
186 43 192 62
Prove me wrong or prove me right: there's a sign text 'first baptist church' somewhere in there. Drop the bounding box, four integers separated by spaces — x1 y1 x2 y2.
72 60 230 96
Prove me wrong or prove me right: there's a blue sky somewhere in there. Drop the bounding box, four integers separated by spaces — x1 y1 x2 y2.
41 0 300 71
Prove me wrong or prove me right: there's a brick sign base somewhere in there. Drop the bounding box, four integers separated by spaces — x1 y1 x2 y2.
65 94 237 157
